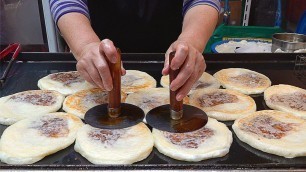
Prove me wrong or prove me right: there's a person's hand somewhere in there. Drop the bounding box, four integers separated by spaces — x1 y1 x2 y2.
76 39 126 91
162 40 206 101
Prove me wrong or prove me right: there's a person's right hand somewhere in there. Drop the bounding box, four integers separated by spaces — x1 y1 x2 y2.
76 39 126 91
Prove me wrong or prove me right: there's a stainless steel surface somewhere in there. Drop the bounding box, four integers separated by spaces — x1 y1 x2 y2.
272 33 306 52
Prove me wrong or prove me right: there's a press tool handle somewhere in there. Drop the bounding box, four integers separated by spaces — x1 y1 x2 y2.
107 48 122 118
169 51 183 120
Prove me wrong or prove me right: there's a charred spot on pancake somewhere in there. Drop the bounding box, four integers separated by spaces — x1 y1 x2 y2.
240 115 298 139
198 91 239 107
192 81 211 90
10 91 56 106
31 116 69 138
122 75 142 86
270 92 306 111
163 127 214 148
50 72 83 86
88 128 126 147
229 73 267 87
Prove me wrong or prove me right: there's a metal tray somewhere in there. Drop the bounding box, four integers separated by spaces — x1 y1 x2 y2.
0 53 305 170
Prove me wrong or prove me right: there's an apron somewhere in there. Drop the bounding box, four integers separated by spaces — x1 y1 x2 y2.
88 0 183 53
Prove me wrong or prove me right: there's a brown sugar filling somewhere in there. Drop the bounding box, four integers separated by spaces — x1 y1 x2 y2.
240 115 298 139
88 128 126 147
31 116 69 138
270 92 306 111
198 91 239 107
50 72 83 86
10 92 56 106
163 127 214 148
229 73 267 87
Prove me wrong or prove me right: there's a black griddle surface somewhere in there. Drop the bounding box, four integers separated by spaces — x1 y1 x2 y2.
0 53 305 170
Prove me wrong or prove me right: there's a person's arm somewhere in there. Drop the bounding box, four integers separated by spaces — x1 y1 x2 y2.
163 1 219 101
49 0 122 91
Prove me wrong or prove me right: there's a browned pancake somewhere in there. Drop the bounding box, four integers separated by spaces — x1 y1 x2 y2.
63 88 127 119
160 72 220 94
38 71 95 96
0 90 64 125
264 84 306 119
213 68 271 94
0 112 83 164
121 70 156 93
189 89 256 121
233 110 306 158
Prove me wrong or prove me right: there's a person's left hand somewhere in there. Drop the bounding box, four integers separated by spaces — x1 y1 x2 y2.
162 40 206 101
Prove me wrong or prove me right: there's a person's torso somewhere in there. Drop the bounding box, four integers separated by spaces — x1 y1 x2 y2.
88 0 183 52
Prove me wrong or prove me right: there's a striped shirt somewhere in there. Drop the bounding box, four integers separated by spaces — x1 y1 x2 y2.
49 0 221 24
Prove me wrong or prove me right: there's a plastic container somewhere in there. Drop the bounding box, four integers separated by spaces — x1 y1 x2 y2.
204 0 284 53
205 24 284 53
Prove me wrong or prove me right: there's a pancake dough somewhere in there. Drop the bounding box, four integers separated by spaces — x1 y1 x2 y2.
74 122 154 164
0 90 64 125
0 112 83 164
121 70 156 94
38 71 95 96
264 84 306 119
125 88 189 123
233 110 306 158
213 68 271 94
63 88 127 119
160 72 220 94
189 89 256 121
153 118 232 161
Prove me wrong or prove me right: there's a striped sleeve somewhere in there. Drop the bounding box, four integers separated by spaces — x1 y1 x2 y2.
183 0 221 16
49 0 90 24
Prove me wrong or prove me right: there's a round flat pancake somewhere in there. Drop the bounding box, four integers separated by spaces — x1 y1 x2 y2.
233 110 306 158
63 88 127 119
213 68 271 94
121 70 156 94
38 71 95 96
152 118 232 162
0 90 64 125
264 84 306 119
125 88 189 123
160 72 220 94
0 112 83 164
74 122 153 164
189 89 256 121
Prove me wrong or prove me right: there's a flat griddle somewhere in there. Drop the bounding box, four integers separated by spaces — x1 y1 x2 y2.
0 52 305 170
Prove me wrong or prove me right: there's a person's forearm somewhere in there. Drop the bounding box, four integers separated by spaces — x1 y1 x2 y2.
178 5 219 52
57 13 100 60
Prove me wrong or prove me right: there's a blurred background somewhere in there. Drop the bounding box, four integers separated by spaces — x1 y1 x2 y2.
0 0 305 53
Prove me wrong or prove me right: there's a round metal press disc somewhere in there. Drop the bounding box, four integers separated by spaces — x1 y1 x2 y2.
84 103 145 129
146 104 208 133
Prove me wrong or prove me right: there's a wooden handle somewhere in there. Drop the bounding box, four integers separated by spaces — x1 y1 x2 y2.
107 48 121 118
169 52 183 119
